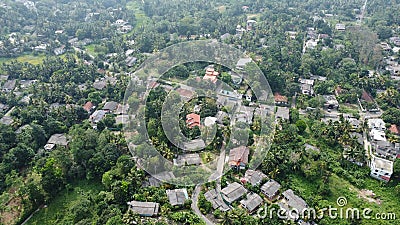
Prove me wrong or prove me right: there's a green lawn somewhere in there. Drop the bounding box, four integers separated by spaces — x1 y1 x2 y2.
25 180 104 225
127 0 151 30
0 54 46 66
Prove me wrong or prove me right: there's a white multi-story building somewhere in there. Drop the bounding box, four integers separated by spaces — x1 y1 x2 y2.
370 156 393 182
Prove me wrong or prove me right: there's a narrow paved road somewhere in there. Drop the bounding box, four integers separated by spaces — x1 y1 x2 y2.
191 184 215 225
192 141 227 225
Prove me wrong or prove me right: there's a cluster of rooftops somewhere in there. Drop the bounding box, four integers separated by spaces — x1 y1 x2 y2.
128 169 310 224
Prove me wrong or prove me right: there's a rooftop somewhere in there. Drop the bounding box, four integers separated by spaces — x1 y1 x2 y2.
281 189 308 215
186 113 201 128
204 189 230 211
103 101 119 111
83 101 94 112
371 156 393 173
221 182 247 204
261 179 281 198
166 189 188 206
243 170 267 186
389 125 400 135
274 93 288 103
47 133 68 146
276 107 290 120
173 153 201 166
240 193 263 212
228 146 250 167
182 139 206 151
127 201 159 216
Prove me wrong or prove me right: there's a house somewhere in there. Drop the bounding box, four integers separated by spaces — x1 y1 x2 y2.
220 33 231 41
245 90 252 102
83 101 95 113
390 36 400 46
166 189 188 206
204 189 230 211
261 179 281 201
182 139 206 151
93 77 117 90
90 110 106 123
274 93 289 106
369 129 386 142
380 42 391 51
279 189 308 220
230 72 243 85
103 101 119 113
204 117 217 127
299 78 314 95
335 23 346 31
236 58 252 70
276 107 290 120
240 193 263 213
54 46 65 56
2 79 16 92
19 79 37 89
235 106 254 124
348 118 361 130
370 156 393 182
44 133 68 150
216 111 228 124
373 140 399 160
203 66 220 83
368 119 386 131
115 19 127 25
0 116 13 125
389 125 400 135
221 182 247 204
242 170 267 186
236 25 246 37
175 88 194 101
173 153 201 166
305 39 318 50
300 83 313 95
228 146 250 168
125 56 137 67
115 104 129 115
127 201 159 217
186 113 200 128
361 90 374 103
323 95 339 110
246 20 257 31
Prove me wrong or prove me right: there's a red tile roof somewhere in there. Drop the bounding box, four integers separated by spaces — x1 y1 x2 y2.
274 93 288 103
389 125 400 135
186 113 200 128
176 88 194 99
83 101 94 112
228 146 249 167
361 90 374 102
203 67 219 83
381 176 390 182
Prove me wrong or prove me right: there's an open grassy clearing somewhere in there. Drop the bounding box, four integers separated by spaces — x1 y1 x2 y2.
25 180 104 225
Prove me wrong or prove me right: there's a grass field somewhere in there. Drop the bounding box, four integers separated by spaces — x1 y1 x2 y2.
127 0 151 30
289 173 400 224
0 54 46 66
25 180 104 225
